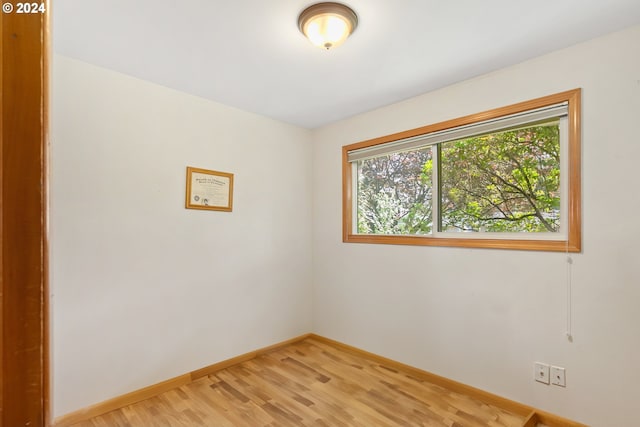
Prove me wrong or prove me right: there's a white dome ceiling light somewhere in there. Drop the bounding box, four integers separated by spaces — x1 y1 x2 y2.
298 2 358 50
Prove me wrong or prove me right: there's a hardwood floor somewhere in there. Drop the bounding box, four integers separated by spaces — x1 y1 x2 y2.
70 338 527 427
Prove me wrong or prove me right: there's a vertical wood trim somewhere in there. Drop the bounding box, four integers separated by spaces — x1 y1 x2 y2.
43 3 51 424
0 10 4 418
0 2 49 426
341 146 352 241
566 88 582 252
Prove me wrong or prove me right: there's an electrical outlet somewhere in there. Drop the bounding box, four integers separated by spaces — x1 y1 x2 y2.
534 362 550 384
551 366 566 387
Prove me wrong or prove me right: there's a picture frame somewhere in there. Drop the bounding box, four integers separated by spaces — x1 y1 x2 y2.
185 166 234 211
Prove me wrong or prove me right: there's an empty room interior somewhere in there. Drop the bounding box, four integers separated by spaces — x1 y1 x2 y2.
42 1 640 426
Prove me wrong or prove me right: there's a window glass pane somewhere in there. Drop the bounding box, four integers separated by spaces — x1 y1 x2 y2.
357 148 433 235
439 121 560 233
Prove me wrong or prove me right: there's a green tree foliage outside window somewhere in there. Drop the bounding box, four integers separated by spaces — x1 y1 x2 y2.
357 148 432 234
356 122 560 235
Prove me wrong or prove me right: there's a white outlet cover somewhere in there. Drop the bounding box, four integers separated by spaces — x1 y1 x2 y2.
551 366 566 387
534 362 550 384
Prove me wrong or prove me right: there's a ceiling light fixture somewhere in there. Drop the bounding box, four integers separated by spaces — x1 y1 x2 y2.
298 2 358 50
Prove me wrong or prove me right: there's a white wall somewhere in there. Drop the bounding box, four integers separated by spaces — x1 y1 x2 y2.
312 25 640 427
51 56 313 417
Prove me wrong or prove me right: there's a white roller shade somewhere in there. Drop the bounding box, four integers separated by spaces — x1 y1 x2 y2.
347 103 568 163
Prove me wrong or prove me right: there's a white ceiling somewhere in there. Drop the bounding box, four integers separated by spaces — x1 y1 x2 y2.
53 1 640 129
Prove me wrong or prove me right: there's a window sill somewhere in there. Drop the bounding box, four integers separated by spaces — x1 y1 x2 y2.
343 233 580 252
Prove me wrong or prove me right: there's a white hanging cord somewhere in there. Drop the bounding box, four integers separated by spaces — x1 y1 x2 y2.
565 240 573 342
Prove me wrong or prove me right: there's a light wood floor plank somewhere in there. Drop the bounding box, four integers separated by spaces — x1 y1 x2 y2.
69 338 527 427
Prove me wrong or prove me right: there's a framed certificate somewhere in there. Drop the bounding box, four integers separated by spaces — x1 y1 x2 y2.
185 166 234 211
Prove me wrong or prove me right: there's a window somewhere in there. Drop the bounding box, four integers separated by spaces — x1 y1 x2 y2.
342 89 581 251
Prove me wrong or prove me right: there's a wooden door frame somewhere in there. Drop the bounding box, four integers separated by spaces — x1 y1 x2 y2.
1 2 50 426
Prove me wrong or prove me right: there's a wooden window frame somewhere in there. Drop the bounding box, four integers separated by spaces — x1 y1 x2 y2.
342 89 581 252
